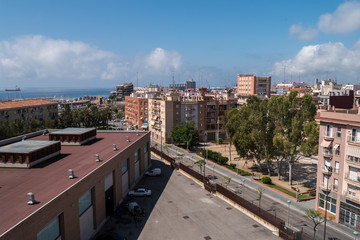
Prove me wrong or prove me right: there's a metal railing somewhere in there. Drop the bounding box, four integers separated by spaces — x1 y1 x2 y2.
347 135 360 144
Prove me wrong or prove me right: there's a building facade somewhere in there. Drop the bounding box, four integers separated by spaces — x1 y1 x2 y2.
115 83 134 101
237 74 271 98
0 129 150 240
316 109 360 229
125 96 149 130
0 99 58 123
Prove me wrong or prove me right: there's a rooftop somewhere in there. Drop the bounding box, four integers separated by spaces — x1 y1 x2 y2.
50 127 96 135
319 109 360 127
0 140 59 154
0 131 149 236
0 99 56 110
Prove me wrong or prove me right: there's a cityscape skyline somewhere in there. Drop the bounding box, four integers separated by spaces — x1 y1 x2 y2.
1 1 360 88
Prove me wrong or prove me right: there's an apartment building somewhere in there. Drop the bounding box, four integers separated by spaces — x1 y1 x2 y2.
316 109 360 229
115 83 134 101
237 74 271 98
125 96 149 130
0 128 150 240
148 93 237 143
0 99 58 123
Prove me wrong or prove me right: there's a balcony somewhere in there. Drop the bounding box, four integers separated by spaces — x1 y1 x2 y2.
319 181 332 192
347 135 360 146
323 149 333 158
344 190 360 204
321 166 332 175
346 157 360 167
345 173 360 187
323 131 334 140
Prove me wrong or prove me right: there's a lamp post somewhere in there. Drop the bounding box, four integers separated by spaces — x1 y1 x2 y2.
354 231 359 240
203 133 207 184
287 200 291 227
160 120 162 162
323 166 333 240
242 178 245 194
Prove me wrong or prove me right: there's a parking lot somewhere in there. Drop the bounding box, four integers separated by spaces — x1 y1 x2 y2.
94 157 280 240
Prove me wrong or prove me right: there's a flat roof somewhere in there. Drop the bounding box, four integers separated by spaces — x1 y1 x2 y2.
0 140 59 154
50 128 96 135
0 99 56 110
0 131 149 236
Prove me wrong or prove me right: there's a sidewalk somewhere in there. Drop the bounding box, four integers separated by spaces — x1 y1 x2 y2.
151 140 354 240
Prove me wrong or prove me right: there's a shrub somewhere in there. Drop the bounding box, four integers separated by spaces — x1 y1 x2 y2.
217 138 223 144
229 163 236 169
261 176 272 184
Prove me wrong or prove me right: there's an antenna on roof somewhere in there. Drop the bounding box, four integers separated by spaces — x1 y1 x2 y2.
172 71 175 91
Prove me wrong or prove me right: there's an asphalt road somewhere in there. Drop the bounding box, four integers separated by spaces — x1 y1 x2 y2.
153 140 354 240
93 157 280 240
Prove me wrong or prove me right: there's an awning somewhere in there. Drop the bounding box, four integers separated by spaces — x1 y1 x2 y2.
334 144 340 150
141 122 148 128
320 140 332 148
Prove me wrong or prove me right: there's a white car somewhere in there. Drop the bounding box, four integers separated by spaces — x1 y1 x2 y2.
145 168 161 176
128 187 152 197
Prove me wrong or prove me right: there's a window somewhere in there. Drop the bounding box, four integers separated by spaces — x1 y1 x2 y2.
337 127 341 137
319 193 337 214
144 142 148 153
334 179 338 191
135 150 139 162
326 124 333 137
335 161 340 173
122 159 128 175
79 190 92 215
335 145 340 155
37 216 61 240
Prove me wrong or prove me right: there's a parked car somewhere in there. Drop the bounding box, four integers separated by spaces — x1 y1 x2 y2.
128 187 152 197
145 168 161 176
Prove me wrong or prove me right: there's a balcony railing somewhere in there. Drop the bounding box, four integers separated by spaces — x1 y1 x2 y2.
347 135 360 144
321 166 332 175
319 181 332 191
323 150 333 157
345 172 360 187
346 157 360 167
344 190 360 204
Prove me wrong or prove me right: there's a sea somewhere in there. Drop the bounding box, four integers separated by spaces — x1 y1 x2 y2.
0 88 114 100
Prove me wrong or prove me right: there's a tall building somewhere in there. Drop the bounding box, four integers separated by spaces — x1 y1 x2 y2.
0 99 58 123
316 109 360 229
0 128 150 240
115 83 134 101
125 96 149 130
237 74 271 98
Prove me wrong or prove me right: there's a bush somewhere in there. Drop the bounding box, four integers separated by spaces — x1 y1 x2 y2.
229 163 236 169
217 138 223 144
261 176 272 184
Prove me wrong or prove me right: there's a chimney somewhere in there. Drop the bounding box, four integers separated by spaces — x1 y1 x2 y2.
27 192 36 205
68 169 75 179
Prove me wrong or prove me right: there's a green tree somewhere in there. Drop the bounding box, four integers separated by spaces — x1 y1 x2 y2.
304 209 324 240
225 96 275 173
269 92 317 185
44 117 56 129
171 122 199 149
194 160 205 174
60 104 73 128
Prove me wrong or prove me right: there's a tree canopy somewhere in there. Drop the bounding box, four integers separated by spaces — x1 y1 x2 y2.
171 122 199 149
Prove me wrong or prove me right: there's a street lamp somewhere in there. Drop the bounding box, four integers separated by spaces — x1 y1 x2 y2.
242 178 245 194
287 200 291 227
160 120 162 162
354 231 359 240
203 133 207 184
323 166 333 240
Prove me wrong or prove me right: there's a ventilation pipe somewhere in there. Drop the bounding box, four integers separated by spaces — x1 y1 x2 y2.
113 144 117 151
68 169 75 179
27 192 36 205
95 154 100 162
126 136 130 142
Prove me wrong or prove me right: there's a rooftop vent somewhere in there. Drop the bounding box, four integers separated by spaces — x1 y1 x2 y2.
22 136 26 141
136 132 139 136
27 192 36 205
113 144 117 151
42 130 47 136
68 169 75 179
95 154 100 162
126 136 130 142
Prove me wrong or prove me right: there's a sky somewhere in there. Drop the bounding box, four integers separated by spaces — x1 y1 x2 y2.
1 0 360 89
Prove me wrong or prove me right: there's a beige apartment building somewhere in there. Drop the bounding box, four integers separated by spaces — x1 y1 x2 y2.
237 74 271 98
0 128 150 240
316 109 360 229
0 99 58 123
148 92 237 143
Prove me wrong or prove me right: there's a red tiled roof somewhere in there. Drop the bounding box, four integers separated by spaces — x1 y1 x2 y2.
0 99 56 110
0 131 148 235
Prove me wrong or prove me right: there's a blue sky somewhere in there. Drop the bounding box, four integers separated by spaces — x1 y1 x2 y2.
1 0 360 88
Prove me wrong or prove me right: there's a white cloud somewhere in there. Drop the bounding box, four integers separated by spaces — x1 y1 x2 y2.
318 2 360 34
272 42 360 81
0 35 184 85
289 24 318 40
